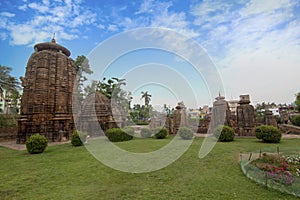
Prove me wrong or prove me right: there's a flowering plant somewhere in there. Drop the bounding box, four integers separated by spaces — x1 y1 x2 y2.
251 153 300 186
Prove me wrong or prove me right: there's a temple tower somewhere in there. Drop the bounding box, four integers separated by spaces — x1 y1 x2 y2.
236 95 256 136
208 94 232 133
17 38 77 143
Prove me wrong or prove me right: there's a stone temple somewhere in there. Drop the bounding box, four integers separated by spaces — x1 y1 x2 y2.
17 38 77 143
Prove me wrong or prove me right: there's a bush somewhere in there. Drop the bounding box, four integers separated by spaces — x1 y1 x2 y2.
26 134 48 154
255 125 282 143
105 128 133 142
154 127 168 139
140 128 153 138
291 115 300 126
122 126 135 136
178 127 194 140
71 131 87 146
214 125 235 142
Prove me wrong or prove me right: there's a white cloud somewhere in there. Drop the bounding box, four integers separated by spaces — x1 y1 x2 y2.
28 2 49 13
190 0 300 103
108 24 119 31
240 0 292 16
2 0 97 46
0 12 15 18
18 4 28 11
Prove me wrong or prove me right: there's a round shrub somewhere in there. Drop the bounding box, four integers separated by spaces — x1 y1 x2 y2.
254 126 264 139
26 134 48 154
105 128 133 142
254 125 281 143
291 115 300 126
122 126 135 136
140 128 153 138
214 125 235 142
178 127 194 140
154 127 168 139
71 131 87 146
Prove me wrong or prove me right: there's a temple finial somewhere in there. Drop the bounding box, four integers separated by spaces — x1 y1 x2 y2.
51 33 56 43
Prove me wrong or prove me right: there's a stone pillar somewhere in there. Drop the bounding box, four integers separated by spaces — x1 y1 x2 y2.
265 110 277 127
236 95 255 136
172 102 188 134
208 95 232 134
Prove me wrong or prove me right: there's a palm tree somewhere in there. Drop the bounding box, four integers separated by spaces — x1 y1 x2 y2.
141 91 151 106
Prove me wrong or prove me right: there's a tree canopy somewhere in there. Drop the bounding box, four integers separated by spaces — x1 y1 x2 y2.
295 92 300 112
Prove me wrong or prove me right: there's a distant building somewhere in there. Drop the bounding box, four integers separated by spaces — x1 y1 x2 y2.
0 87 22 114
188 108 200 119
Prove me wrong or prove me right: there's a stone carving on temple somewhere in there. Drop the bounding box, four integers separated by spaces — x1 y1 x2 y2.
17 38 77 143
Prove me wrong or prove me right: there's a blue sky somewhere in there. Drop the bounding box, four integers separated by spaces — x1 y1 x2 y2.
0 0 300 108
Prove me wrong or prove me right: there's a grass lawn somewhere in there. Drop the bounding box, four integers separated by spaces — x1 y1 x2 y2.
0 137 299 199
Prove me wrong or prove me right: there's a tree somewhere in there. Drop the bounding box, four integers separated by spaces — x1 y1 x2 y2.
97 77 126 99
97 77 131 113
0 65 20 91
295 92 300 112
141 91 151 106
74 55 93 101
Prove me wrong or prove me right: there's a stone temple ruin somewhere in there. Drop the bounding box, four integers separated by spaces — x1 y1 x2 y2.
236 95 256 136
17 39 77 143
208 94 233 133
78 93 127 136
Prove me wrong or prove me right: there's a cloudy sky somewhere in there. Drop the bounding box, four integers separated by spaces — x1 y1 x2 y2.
0 0 299 108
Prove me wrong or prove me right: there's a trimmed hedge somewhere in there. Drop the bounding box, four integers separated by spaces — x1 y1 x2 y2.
255 125 281 143
291 115 300 126
26 134 48 154
105 128 133 142
154 127 168 139
214 125 235 142
140 128 153 138
178 127 194 140
71 131 87 146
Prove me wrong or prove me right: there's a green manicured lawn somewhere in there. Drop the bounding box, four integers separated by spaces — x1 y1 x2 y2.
0 137 299 199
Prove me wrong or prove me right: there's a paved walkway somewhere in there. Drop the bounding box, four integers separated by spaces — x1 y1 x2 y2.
0 140 70 151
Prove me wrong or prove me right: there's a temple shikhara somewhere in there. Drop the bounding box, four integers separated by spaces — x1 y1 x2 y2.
17 38 77 143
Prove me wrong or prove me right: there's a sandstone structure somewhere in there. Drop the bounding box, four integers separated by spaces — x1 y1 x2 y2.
17 39 77 143
78 93 126 136
264 110 278 127
236 95 255 136
208 94 232 133
163 102 188 134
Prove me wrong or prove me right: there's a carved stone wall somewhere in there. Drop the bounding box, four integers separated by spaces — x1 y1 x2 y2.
78 93 126 136
236 95 256 136
17 39 77 143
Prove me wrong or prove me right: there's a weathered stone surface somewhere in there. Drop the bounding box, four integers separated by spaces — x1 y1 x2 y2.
278 124 300 135
264 110 277 127
236 95 255 136
208 95 232 133
17 39 77 143
163 102 188 134
78 93 126 136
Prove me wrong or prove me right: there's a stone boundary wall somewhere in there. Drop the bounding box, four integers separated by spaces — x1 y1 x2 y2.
0 127 18 141
278 124 300 135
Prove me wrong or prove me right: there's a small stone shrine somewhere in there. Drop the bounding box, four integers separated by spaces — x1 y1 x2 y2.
78 92 126 136
264 110 278 127
236 95 255 136
208 94 232 133
172 102 188 134
17 38 77 143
